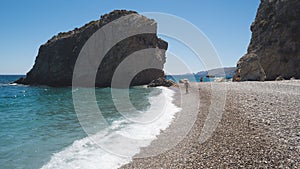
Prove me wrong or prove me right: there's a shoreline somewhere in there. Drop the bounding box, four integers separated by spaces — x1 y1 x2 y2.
120 80 300 168
39 86 182 169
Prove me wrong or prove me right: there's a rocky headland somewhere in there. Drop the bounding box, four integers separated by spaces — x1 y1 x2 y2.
16 10 168 87
234 0 300 81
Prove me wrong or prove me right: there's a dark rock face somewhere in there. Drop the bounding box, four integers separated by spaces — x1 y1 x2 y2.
16 10 168 87
234 0 300 81
12 77 24 84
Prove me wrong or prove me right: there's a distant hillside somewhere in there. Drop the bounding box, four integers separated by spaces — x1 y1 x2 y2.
195 67 236 78
166 67 236 83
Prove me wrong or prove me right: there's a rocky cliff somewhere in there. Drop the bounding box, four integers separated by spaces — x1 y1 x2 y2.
16 10 168 87
234 0 300 81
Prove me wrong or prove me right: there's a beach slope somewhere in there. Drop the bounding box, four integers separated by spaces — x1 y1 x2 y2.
121 81 300 168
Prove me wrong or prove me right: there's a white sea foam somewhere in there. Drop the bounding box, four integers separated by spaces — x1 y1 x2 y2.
41 87 181 169
8 83 18 86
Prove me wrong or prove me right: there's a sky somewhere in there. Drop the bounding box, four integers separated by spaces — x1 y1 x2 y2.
0 0 260 75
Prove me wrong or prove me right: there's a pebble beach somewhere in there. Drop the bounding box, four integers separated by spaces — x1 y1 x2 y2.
121 80 300 168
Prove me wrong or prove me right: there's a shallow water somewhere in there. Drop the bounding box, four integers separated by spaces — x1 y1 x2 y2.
0 75 180 169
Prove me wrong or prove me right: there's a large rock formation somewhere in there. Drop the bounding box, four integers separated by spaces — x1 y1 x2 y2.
234 0 300 81
16 10 168 87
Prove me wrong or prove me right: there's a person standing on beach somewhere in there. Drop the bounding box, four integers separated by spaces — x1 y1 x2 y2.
184 80 190 94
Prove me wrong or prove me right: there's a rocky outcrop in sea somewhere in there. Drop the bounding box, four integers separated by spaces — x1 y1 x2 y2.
234 0 300 81
147 77 178 87
16 10 168 87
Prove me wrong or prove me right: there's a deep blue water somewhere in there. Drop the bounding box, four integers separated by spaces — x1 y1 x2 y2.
0 75 162 169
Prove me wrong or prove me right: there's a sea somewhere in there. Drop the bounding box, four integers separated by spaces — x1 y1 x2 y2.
0 75 181 169
166 74 232 83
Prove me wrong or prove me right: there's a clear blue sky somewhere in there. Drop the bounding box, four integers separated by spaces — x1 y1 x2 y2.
0 0 260 75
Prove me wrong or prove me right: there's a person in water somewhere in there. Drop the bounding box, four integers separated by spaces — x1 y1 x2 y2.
184 80 190 94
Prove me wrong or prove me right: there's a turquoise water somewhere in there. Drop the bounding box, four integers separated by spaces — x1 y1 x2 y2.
0 75 168 169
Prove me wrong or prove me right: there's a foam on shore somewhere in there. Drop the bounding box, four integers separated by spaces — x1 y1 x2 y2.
41 87 181 169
